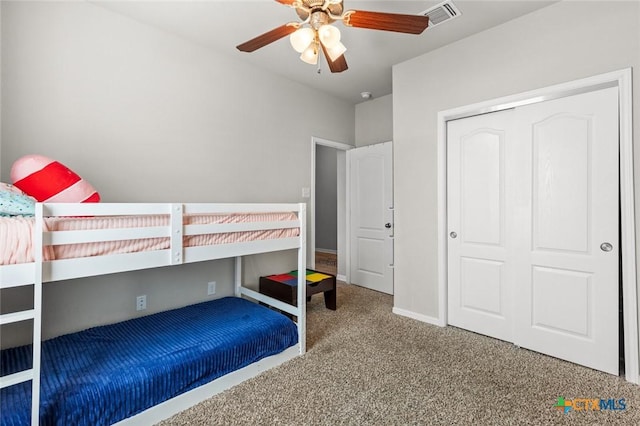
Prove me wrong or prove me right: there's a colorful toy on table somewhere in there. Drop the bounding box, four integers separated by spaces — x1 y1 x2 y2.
264 270 334 287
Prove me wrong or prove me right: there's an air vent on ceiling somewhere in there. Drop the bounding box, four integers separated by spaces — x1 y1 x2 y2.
421 1 462 28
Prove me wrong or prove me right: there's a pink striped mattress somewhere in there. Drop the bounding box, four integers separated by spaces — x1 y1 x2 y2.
0 212 299 266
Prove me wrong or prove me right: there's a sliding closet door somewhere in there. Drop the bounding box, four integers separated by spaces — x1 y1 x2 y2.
513 87 619 375
447 87 620 375
447 109 516 342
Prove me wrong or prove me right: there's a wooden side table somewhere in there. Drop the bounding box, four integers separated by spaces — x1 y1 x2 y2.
259 269 337 313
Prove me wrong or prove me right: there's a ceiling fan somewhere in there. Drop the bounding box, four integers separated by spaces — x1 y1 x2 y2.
236 0 430 73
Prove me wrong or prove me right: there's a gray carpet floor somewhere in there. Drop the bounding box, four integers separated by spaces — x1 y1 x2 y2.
159 283 640 425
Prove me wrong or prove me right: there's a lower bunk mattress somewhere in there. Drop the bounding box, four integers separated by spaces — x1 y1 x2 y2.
1 297 298 425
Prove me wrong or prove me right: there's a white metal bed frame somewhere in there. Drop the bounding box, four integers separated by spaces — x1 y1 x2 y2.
0 202 307 426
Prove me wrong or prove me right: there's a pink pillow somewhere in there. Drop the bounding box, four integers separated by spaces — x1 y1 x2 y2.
11 155 100 203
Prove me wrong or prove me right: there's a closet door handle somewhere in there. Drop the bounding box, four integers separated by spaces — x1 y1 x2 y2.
385 223 392 229
450 232 457 239
600 242 613 252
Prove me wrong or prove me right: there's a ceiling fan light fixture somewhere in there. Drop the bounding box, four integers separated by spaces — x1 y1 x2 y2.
290 27 315 53
318 24 341 48
325 41 347 62
300 43 319 65
238 0 430 74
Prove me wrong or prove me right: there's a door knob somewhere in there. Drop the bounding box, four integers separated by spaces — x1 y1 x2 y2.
600 242 613 252
385 223 392 229
450 232 457 239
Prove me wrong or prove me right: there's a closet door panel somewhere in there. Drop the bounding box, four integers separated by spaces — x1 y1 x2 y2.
514 87 619 375
447 110 515 342
531 265 591 338
461 130 503 246
447 87 619 376
460 257 504 316
533 115 590 253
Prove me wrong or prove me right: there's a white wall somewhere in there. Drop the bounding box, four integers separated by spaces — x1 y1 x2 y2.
0 1 354 345
355 94 392 146
393 0 640 323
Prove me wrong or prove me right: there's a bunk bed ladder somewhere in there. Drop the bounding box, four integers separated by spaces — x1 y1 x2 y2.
0 204 43 426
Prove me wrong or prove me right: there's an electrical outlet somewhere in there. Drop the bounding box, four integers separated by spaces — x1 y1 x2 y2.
207 281 216 296
136 295 147 311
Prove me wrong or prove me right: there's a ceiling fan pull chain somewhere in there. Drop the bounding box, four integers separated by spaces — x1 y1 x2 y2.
317 44 323 74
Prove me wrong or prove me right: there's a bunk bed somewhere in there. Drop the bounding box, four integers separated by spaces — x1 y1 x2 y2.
0 202 307 425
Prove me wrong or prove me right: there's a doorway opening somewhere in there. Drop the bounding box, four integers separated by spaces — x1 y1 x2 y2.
310 137 352 283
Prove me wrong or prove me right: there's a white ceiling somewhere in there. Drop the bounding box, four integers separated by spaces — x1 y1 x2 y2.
93 0 558 104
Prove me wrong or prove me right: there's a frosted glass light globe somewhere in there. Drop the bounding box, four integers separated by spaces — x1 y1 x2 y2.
300 44 318 65
290 27 315 53
318 24 341 48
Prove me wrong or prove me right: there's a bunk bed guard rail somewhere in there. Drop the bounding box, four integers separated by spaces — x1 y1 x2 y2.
0 202 307 426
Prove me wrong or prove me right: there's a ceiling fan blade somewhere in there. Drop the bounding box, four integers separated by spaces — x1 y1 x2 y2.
236 23 299 52
320 43 348 73
327 54 348 73
343 10 429 34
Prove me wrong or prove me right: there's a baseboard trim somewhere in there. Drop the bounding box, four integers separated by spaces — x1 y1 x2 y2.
315 248 337 254
392 307 445 327
336 274 346 282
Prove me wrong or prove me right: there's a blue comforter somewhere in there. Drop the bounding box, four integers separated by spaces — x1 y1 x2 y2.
1 297 297 425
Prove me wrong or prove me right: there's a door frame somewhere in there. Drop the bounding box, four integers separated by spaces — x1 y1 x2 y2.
311 136 352 282
436 68 638 383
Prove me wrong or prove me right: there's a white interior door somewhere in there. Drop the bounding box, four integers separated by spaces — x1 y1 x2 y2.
513 87 619 375
447 87 620 375
447 109 515 342
349 142 393 294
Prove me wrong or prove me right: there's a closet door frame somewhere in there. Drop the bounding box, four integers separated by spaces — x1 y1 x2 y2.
436 68 638 383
